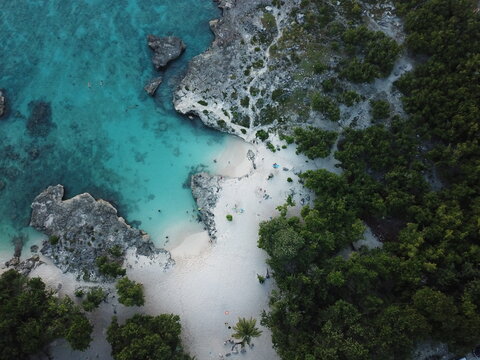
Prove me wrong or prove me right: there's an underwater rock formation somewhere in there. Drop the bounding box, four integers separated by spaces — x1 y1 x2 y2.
147 35 186 70
26 101 54 137
0 89 6 117
30 185 172 281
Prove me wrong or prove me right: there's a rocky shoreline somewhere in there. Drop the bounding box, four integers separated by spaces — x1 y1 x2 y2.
29 185 172 281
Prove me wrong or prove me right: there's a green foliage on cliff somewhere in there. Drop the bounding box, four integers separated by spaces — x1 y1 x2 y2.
0 270 93 359
260 0 480 358
107 314 193 360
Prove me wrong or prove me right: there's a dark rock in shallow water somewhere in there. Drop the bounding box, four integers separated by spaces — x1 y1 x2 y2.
27 101 54 137
0 89 6 117
5 255 44 276
147 35 185 70
30 185 172 281
11 233 27 258
144 76 163 96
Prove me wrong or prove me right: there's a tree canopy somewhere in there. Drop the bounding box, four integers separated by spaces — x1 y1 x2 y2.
116 277 145 307
0 269 93 360
259 0 480 358
106 314 193 360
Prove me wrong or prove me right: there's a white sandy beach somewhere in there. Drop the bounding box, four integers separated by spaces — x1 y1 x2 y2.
1 135 339 360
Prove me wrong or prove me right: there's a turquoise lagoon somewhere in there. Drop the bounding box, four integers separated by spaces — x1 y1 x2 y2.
0 0 225 252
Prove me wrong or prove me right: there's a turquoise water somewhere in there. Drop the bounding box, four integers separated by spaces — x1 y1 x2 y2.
0 0 224 252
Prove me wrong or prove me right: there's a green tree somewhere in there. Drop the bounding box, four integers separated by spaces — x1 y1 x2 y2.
82 287 107 312
294 127 338 159
231 317 262 348
116 277 145 307
0 270 93 359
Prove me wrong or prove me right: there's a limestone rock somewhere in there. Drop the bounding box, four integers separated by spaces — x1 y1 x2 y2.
147 35 186 70
144 76 163 96
30 185 172 281
191 173 222 240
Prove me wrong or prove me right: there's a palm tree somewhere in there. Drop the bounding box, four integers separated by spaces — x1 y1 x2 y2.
231 317 262 350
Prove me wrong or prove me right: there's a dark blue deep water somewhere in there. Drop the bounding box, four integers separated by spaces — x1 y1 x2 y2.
0 0 224 252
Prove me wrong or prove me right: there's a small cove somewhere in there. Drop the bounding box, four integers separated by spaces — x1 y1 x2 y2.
0 0 225 253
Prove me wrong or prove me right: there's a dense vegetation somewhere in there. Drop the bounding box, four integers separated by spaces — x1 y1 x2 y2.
0 270 93 359
107 314 193 360
293 126 338 159
260 0 480 358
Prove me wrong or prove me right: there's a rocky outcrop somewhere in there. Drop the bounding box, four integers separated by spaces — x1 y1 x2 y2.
147 35 186 70
30 185 172 281
0 89 6 117
191 173 222 240
174 0 410 140
174 0 290 139
144 76 163 96
4 255 44 276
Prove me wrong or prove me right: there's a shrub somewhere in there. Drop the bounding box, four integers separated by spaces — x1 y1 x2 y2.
226 214 233 222
261 12 277 30
82 287 107 312
311 93 340 121
294 127 338 159
197 100 208 106
256 129 269 141
271 88 285 102
116 277 144 307
49 235 59 245
339 90 362 106
107 314 190 360
257 274 266 284
370 99 391 120
96 256 126 278
240 96 250 108
109 245 123 258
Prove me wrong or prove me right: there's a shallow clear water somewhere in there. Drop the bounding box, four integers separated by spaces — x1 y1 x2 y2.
0 0 224 252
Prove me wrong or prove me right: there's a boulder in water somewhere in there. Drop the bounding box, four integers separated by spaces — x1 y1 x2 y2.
147 35 186 70
144 76 163 96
